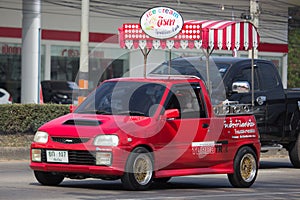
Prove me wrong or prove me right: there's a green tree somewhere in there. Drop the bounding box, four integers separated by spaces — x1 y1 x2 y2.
288 28 300 88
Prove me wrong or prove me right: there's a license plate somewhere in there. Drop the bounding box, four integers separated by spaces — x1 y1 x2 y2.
46 150 69 163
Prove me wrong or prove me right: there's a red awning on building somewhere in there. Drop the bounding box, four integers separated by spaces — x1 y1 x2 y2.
118 20 260 51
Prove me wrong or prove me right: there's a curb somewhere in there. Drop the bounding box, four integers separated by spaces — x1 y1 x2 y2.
0 147 30 161
260 149 289 158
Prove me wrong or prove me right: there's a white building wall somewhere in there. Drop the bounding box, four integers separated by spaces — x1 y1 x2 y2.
0 0 295 101
0 1 291 43
0 4 22 27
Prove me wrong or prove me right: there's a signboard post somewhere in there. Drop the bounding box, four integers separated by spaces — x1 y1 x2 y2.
139 7 184 77
119 9 260 100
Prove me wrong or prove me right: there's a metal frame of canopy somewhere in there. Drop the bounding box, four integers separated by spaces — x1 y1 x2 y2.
118 19 260 106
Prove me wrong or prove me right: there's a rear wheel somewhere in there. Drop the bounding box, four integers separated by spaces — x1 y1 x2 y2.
289 134 300 168
34 171 64 186
121 147 154 190
228 146 258 188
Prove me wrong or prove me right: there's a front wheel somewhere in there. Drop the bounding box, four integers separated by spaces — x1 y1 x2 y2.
121 147 154 190
34 171 64 186
227 146 258 188
289 134 300 168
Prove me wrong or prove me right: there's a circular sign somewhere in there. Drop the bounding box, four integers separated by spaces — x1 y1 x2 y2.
140 7 184 39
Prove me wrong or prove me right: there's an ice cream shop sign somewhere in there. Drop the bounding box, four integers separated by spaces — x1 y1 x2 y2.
140 7 184 39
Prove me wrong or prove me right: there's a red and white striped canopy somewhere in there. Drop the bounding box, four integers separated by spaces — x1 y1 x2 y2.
118 20 260 51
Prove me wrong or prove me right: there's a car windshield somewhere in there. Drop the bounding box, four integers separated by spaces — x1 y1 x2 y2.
75 81 166 117
67 82 79 90
44 81 79 90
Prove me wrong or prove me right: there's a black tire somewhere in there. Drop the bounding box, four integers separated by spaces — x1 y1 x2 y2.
121 147 154 190
153 177 172 183
289 134 300 168
227 146 258 188
34 171 64 186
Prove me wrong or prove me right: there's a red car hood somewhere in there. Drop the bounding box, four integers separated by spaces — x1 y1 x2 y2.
38 113 155 138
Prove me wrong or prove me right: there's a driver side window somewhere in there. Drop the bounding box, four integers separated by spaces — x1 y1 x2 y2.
232 67 260 91
165 83 206 119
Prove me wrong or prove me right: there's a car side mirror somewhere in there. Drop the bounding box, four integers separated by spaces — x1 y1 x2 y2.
164 109 180 119
232 81 250 93
69 105 77 113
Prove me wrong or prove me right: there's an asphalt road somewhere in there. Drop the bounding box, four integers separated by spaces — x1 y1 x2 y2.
0 157 299 200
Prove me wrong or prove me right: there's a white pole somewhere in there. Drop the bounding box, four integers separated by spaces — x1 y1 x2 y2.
282 54 288 89
78 0 90 104
249 0 259 108
21 0 41 103
249 0 259 59
44 44 51 80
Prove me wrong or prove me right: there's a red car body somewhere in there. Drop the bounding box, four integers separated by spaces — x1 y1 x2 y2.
30 76 261 190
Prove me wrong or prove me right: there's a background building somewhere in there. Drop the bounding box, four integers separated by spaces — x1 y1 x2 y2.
0 0 298 103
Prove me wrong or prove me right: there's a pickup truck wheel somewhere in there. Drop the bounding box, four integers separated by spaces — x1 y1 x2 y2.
289 135 300 168
227 146 258 188
121 147 154 190
34 171 64 186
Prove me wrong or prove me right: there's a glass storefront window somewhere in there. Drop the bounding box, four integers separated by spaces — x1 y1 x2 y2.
0 43 45 103
50 46 129 89
258 56 282 77
0 43 22 102
0 55 21 103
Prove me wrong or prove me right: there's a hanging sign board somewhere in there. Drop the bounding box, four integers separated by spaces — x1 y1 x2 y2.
140 7 184 39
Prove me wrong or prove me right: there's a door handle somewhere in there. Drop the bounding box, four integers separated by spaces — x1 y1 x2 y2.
256 96 266 106
202 123 209 128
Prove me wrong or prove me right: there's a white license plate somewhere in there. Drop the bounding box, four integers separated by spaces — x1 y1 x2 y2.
46 150 69 163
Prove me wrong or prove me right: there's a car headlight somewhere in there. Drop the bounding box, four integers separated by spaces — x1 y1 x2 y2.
94 135 119 146
33 131 49 144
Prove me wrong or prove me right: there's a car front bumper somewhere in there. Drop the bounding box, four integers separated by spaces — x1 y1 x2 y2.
30 144 130 177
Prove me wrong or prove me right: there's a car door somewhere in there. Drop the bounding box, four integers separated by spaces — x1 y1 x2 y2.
226 61 285 143
255 61 286 142
155 82 228 170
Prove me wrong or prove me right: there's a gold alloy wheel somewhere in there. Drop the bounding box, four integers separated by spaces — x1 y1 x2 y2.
240 153 257 182
133 154 153 185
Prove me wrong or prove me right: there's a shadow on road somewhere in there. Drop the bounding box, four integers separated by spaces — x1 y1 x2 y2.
259 157 293 169
30 178 232 191
27 158 295 192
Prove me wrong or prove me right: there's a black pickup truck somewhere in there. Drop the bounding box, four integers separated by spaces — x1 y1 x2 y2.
150 56 300 168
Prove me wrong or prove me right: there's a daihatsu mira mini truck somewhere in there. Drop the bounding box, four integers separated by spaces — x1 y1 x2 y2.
30 76 261 190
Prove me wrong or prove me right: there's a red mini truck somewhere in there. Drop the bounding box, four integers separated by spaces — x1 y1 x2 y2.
30 76 260 190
